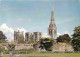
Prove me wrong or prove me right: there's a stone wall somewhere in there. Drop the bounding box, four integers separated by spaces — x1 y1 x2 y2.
15 44 33 50
3 43 74 52
4 44 33 50
53 43 74 52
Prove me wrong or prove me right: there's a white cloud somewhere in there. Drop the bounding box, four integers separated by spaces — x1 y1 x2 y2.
42 32 62 38
0 23 14 42
57 33 61 37
57 31 71 37
15 28 27 37
42 33 51 38
0 23 27 42
16 28 27 33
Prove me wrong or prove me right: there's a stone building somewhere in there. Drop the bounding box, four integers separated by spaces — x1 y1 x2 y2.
33 32 42 41
25 32 32 43
14 30 24 43
25 32 42 42
48 5 57 38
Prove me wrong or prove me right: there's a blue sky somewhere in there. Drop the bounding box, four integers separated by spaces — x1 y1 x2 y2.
0 0 80 40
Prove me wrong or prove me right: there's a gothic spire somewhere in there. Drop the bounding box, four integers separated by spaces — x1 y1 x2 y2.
52 3 53 11
51 4 54 21
48 4 57 38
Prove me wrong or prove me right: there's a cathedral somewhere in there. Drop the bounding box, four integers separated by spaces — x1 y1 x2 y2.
14 5 57 43
48 5 57 38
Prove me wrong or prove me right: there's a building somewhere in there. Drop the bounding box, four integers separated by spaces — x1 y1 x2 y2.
48 5 57 38
14 30 19 43
14 30 24 43
25 32 32 43
25 32 42 42
14 5 57 43
33 32 42 41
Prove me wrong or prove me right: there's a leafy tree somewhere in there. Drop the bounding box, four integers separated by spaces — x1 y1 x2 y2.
18 34 24 43
7 44 15 57
72 26 80 51
0 44 4 57
39 38 54 51
7 44 15 51
0 31 7 43
56 34 71 43
0 44 5 52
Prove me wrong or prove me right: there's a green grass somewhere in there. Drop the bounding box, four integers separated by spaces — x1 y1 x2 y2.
3 54 9 57
3 53 80 57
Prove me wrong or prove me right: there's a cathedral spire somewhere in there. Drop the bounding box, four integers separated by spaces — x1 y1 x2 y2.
52 3 53 11
51 4 54 21
48 4 57 38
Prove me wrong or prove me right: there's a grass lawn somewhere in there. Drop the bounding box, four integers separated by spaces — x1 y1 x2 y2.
3 53 80 57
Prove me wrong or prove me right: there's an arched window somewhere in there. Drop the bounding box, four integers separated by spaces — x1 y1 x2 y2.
51 30 52 35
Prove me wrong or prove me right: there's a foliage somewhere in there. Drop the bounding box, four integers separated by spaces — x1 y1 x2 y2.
58 42 69 45
7 44 15 51
72 36 80 51
0 44 5 52
57 34 71 43
72 26 80 51
18 34 24 43
39 38 54 51
0 31 7 43
72 26 80 38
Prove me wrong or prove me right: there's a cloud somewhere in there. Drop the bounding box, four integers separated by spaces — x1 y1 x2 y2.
0 23 14 42
57 33 61 37
42 32 62 38
42 33 51 38
57 31 71 37
16 28 27 33
15 28 27 37
0 23 27 42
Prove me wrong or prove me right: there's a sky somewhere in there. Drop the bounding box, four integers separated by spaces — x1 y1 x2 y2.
0 0 80 41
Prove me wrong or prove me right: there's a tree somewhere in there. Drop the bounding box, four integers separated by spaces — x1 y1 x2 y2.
0 44 4 57
7 44 15 57
72 26 80 51
7 44 15 51
18 34 24 43
39 38 54 51
56 34 71 43
0 31 7 43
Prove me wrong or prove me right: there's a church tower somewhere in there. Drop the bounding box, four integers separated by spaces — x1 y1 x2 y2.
48 4 57 38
